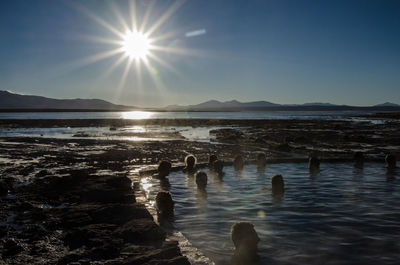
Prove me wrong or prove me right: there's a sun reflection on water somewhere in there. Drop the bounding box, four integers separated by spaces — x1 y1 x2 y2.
123 126 147 132
257 210 266 218
121 111 153 119
141 177 153 200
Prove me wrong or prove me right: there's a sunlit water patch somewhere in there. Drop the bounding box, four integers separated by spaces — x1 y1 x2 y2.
0 126 221 142
144 163 400 265
121 111 153 119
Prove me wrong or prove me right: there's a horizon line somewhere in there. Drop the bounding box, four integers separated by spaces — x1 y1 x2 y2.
1 89 399 108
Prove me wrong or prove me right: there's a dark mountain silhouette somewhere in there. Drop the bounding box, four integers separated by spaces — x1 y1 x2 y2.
374 102 400 107
301 102 338 106
1 90 399 112
0 90 135 110
166 100 279 110
165 99 400 111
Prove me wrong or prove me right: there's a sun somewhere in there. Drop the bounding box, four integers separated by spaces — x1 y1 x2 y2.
72 0 202 91
121 30 151 60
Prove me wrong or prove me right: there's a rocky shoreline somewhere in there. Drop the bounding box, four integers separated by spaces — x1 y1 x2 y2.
0 135 266 264
1 118 399 264
0 141 191 264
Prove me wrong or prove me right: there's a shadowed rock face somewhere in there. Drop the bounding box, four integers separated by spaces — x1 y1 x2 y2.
1 156 189 264
2 239 24 258
115 218 166 244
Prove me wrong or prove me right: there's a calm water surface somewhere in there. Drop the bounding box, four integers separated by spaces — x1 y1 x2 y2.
0 126 220 142
142 163 400 265
0 110 377 120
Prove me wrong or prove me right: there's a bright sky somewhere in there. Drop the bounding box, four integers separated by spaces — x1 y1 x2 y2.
0 0 399 107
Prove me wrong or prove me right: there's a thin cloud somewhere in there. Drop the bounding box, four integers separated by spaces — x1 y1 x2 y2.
185 29 206 38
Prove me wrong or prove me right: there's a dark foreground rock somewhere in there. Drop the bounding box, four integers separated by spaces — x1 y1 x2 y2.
1 166 189 264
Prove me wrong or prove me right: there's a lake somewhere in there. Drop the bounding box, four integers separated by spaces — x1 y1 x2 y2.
0 110 376 120
142 163 400 265
0 110 389 141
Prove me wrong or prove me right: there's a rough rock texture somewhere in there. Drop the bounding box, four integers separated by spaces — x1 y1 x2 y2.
1 118 399 264
0 151 190 264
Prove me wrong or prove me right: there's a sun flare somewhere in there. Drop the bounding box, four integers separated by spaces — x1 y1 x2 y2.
74 0 199 92
121 30 151 60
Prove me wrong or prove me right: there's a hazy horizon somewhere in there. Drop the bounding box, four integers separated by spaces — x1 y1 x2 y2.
1 0 399 107
3 89 399 108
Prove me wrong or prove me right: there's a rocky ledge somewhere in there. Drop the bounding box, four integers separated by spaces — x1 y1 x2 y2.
0 135 264 264
1 167 190 265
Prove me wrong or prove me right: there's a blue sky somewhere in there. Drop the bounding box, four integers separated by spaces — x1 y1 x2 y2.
0 0 399 107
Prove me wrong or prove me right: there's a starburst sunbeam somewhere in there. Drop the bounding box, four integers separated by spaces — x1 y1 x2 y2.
109 2 129 31
67 0 208 100
134 59 143 93
103 55 128 78
139 0 157 33
151 45 205 57
143 58 166 92
146 0 185 36
74 3 125 39
118 57 134 91
81 35 123 46
148 53 182 77
72 48 125 69
129 0 138 33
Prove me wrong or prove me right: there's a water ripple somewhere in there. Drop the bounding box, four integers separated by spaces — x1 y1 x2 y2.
146 162 400 265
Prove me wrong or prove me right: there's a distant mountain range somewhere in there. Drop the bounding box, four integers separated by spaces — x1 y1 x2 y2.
166 99 400 111
1 90 399 111
166 100 279 110
373 102 400 107
0 90 134 110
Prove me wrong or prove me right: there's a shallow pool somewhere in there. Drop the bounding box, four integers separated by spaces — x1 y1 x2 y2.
0 126 221 142
142 163 400 265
